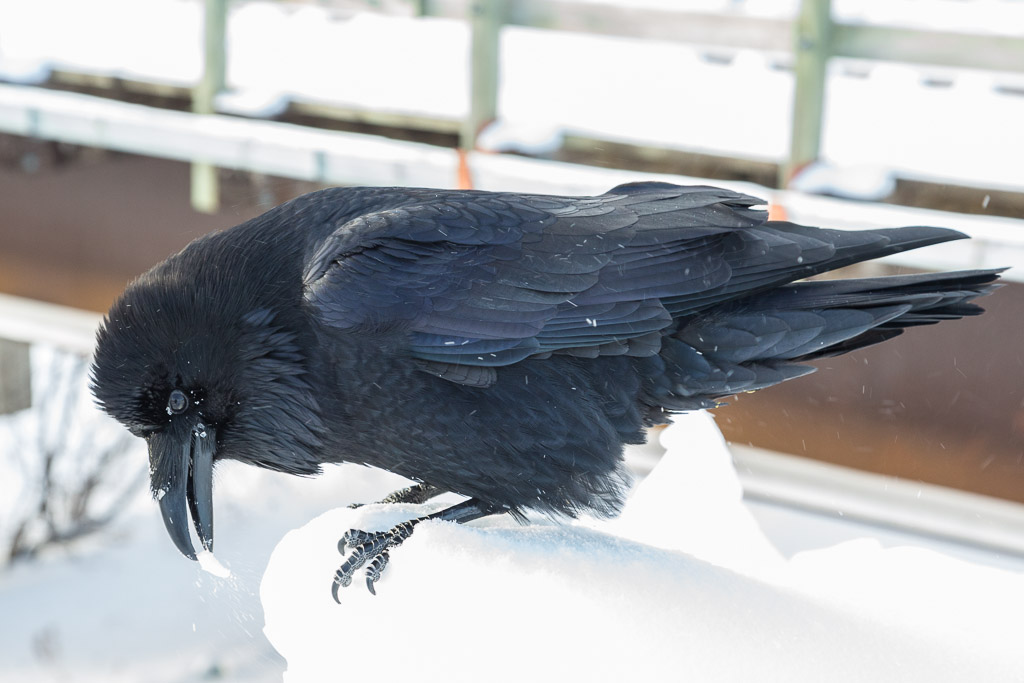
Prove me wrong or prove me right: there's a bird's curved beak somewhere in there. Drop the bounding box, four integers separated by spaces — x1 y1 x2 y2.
149 424 216 560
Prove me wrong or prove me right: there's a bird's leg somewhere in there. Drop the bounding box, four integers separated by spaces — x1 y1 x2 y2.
332 497 500 601
348 482 443 509
380 483 444 505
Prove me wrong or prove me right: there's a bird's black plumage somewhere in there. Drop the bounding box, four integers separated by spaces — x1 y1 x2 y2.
91 182 1000 592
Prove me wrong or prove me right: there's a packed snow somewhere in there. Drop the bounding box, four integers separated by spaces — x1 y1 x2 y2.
261 412 1024 682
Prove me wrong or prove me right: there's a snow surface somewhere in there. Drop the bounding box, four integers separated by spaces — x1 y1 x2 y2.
3 351 1023 682
261 412 1024 683
0 448 406 683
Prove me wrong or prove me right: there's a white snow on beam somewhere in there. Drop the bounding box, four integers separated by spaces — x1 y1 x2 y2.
0 293 101 355
261 413 1024 682
0 84 460 189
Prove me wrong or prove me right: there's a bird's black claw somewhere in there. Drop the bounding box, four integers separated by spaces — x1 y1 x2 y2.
331 568 350 604
365 550 390 595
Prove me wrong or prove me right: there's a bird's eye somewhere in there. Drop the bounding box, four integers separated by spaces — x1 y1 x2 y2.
167 389 189 415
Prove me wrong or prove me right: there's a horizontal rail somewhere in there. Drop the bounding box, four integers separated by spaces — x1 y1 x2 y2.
420 0 1024 72
409 0 1024 73
1 82 1019 279
0 84 460 188
833 24 1024 72
452 1 793 52
735 444 1024 559
0 293 101 356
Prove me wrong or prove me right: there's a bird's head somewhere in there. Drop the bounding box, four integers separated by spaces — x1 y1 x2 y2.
91 257 324 560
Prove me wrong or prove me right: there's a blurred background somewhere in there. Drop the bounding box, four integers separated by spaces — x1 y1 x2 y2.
0 0 1022 680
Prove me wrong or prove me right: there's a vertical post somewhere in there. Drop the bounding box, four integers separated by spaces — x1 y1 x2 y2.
783 0 832 187
191 0 228 213
0 339 31 415
461 0 503 151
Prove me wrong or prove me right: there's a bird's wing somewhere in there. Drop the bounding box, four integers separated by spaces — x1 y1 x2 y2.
302 182 962 386
302 182 766 385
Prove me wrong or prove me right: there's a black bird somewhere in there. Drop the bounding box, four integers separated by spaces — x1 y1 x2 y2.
91 182 1000 598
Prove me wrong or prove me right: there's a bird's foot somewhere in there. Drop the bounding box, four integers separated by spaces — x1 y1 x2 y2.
331 497 500 602
332 521 417 601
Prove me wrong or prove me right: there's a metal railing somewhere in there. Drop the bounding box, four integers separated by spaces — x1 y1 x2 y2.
194 0 1020 192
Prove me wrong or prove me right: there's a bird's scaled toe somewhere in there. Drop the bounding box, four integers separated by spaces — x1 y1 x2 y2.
331 567 351 603
339 528 376 552
365 551 390 596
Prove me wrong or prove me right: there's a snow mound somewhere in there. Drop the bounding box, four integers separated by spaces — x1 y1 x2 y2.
261 413 1024 682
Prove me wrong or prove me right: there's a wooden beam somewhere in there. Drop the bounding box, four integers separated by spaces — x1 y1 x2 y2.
784 0 832 186
833 24 1024 73
289 101 461 135
461 0 504 151
0 339 31 415
508 2 791 51
191 0 228 214
426 0 793 51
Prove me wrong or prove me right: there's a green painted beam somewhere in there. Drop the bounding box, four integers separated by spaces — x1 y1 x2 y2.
290 102 461 135
784 0 832 187
191 0 228 214
0 339 31 415
461 0 504 151
833 24 1024 73
429 0 793 51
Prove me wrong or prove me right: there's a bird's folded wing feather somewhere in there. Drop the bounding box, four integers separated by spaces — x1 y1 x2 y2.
302 184 764 374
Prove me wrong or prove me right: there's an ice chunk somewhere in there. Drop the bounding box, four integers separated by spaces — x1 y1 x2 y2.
197 550 231 579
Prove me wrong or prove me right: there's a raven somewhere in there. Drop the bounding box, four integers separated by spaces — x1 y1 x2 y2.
90 182 1000 598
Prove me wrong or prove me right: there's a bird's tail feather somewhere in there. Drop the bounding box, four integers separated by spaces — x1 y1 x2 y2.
738 268 1003 359
641 268 1002 413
